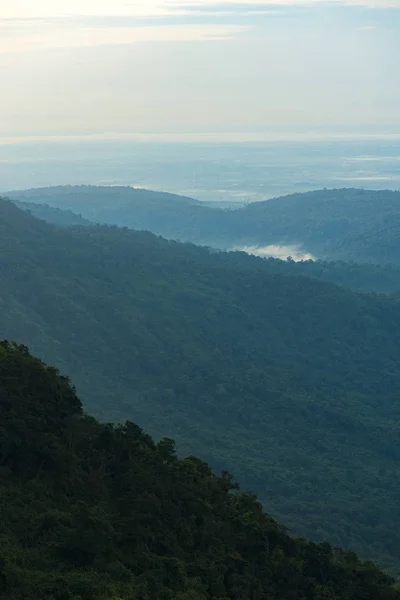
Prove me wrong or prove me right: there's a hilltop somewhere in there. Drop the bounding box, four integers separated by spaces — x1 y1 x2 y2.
5 184 203 231
2 197 400 573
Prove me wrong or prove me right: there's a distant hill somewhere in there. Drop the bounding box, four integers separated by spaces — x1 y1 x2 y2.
6 185 400 264
3 197 400 573
6 184 203 229
236 188 400 264
1 341 398 599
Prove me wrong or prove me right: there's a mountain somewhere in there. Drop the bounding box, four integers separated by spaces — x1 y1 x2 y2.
6 185 400 264
2 197 400 574
1 340 398 599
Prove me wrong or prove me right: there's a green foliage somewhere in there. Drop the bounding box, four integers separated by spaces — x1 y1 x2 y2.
0 342 398 599
2 198 400 575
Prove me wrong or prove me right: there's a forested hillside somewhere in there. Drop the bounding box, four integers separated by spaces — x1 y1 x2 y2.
230 254 400 294
7 185 400 264
2 197 400 574
237 188 400 264
0 341 398 599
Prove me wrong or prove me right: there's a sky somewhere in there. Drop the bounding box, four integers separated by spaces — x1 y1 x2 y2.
1 0 400 139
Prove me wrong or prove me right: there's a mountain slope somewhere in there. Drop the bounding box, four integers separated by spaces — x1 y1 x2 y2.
7 185 400 263
2 198 400 573
0 341 398 600
216 252 400 294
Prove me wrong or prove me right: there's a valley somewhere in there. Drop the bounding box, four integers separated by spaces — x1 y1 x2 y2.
1 194 400 576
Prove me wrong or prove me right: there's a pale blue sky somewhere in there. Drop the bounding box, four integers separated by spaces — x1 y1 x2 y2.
1 0 400 139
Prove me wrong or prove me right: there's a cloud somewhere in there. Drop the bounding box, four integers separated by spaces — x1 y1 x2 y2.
0 1 166 19
1 1 268 52
3 132 400 147
343 0 400 5
1 0 395 54
0 2 394 56
166 2 295 14
2 0 400 21
0 22 251 53
168 0 400 8
1 0 399 137
233 244 316 261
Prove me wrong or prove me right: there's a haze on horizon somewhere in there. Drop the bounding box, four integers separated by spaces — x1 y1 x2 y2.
1 0 400 141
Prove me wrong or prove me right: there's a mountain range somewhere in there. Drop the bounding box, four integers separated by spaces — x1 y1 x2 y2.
5 185 400 264
2 195 400 575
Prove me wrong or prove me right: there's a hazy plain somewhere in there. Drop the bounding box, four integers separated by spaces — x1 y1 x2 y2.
1 137 400 205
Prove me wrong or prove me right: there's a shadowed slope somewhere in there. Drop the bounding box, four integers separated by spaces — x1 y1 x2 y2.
0 341 398 599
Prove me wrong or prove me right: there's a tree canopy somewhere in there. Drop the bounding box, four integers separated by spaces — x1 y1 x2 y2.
0 341 399 600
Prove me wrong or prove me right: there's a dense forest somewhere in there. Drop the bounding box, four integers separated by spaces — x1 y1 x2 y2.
2 197 400 574
227 253 400 294
0 340 399 599
6 185 400 264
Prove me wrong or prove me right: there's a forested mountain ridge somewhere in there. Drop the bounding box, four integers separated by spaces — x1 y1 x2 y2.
3 197 400 574
7 191 400 295
0 341 398 599
5 184 203 233
6 185 400 264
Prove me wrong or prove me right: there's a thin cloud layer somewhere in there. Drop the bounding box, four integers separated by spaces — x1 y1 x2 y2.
1 0 396 52
0 22 250 53
3 0 400 20
167 0 400 10
1 0 399 136
1 1 261 52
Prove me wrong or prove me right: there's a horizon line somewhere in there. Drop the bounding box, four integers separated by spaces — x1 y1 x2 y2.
2 130 400 145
